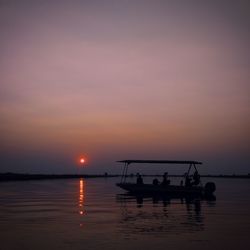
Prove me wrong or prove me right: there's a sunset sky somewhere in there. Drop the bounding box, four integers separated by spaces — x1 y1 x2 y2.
1 0 249 174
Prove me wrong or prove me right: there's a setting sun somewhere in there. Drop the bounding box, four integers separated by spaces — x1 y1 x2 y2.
80 158 85 164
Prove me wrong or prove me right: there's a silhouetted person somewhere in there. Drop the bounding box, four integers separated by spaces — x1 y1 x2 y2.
180 180 184 186
185 175 191 187
192 170 200 185
161 172 170 186
136 174 143 185
153 178 159 185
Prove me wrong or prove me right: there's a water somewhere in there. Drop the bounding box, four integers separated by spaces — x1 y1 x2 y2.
0 177 250 250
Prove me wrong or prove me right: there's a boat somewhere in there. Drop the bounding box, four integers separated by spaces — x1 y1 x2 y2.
116 160 216 197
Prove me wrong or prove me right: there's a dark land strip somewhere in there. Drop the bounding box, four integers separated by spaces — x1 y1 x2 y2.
0 173 249 182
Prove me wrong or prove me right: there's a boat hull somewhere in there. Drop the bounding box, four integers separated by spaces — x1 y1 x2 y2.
117 183 204 196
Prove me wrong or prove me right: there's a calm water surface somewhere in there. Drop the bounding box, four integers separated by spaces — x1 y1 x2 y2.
0 177 250 250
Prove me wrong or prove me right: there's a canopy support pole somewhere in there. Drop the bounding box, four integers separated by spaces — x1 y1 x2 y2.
124 163 129 183
187 163 192 176
121 162 129 183
193 164 198 172
120 163 126 183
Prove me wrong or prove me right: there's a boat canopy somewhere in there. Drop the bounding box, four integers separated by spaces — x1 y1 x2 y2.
117 160 202 165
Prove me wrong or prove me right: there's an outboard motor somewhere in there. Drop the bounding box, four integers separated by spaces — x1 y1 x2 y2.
204 182 216 195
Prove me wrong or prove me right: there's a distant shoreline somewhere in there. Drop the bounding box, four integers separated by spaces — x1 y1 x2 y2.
0 173 119 182
0 173 250 182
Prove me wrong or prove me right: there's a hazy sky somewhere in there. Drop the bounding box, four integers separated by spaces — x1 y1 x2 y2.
1 0 249 174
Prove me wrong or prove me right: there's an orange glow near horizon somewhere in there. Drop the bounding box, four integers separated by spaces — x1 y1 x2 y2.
80 158 85 164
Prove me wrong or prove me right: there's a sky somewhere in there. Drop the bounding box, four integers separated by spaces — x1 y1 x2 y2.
0 0 249 174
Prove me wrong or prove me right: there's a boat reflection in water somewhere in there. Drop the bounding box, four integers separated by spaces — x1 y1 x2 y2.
116 193 216 237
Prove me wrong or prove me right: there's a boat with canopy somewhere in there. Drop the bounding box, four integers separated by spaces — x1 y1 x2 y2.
116 160 216 197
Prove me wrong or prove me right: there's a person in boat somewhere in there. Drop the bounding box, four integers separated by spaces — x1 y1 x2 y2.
153 178 159 185
184 173 191 187
136 173 144 185
192 170 200 186
161 172 170 186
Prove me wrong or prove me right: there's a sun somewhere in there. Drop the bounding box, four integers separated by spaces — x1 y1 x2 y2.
80 158 85 164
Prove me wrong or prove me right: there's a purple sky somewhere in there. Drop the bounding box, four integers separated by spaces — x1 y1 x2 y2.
1 0 249 174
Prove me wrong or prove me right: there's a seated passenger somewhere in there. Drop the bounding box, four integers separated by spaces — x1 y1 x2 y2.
136 174 143 185
161 172 170 186
185 175 192 187
153 178 159 186
192 170 200 185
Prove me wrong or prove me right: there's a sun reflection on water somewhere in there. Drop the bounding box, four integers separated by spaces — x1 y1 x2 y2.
79 179 85 216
